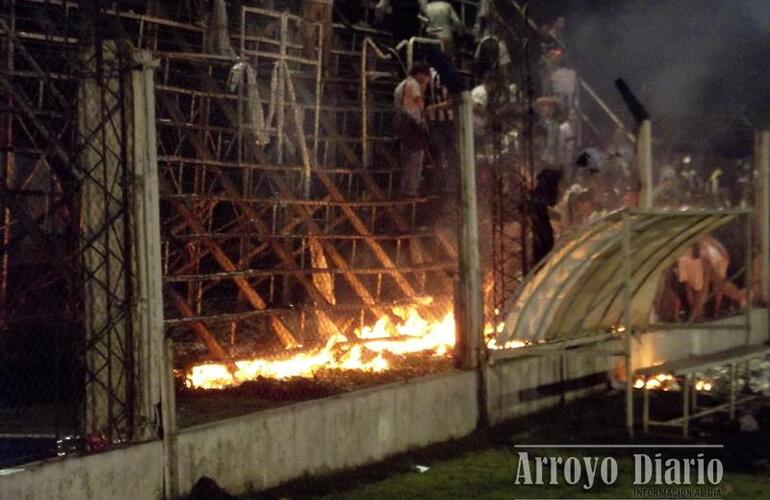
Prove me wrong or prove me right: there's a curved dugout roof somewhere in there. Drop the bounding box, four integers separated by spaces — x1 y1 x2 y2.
500 209 748 345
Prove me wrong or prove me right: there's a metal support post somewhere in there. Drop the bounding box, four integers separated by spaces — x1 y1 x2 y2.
729 362 736 420
130 49 165 439
636 120 653 209
643 381 649 433
456 91 483 370
745 212 753 345
683 373 691 438
756 131 770 308
691 376 698 411
622 212 634 437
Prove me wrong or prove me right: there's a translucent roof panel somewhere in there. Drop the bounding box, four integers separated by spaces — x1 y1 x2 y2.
500 209 746 344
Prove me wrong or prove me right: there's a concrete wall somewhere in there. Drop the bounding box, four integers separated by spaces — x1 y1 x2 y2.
4 312 767 499
631 309 769 371
486 348 614 423
174 369 478 495
0 440 163 500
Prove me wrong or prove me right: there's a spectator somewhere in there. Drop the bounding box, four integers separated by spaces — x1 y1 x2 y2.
653 165 683 208
676 237 746 322
558 110 577 177
549 56 579 110
425 67 458 194
655 267 685 323
473 0 492 38
537 46 563 96
533 96 563 169
420 1 464 60
530 169 562 265
699 235 746 311
471 70 511 160
571 190 596 227
473 24 512 82
394 63 431 197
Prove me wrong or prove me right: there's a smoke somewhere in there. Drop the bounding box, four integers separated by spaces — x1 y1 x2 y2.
534 0 770 152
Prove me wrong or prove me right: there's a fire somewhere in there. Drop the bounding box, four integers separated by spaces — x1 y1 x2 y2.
633 374 713 392
484 320 527 349
185 301 526 389
633 373 677 391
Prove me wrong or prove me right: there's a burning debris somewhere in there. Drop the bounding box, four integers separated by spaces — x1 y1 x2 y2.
183 301 526 390
633 357 770 395
633 373 715 392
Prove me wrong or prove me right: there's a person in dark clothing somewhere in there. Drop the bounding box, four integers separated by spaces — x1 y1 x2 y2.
530 168 562 266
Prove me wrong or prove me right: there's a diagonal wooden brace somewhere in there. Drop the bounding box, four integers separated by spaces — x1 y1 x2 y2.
166 286 238 373
158 92 344 339
161 177 299 347
158 89 390 323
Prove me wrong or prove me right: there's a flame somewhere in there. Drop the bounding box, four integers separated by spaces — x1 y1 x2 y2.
633 374 713 392
185 301 526 389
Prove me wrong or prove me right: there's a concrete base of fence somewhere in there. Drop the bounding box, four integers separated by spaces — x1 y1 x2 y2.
0 440 163 500
2 309 767 499
631 309 768 372
174 369 478 493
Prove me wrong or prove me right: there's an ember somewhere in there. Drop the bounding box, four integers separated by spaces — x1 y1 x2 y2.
185 302 526 389
633 374 714 392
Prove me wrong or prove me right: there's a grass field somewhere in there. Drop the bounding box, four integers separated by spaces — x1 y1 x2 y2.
249 391 770 499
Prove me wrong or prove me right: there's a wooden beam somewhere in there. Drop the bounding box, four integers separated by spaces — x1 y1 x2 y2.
161 179 299 347
166 287 237 373
157 92 345 338
157 86 391 321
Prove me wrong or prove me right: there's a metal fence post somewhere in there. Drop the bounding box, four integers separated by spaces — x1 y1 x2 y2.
456 91 483 370
756 131 770 311
636 120 653 209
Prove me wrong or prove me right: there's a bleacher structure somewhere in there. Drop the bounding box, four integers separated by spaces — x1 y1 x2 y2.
1 0 641 456
0 0 494 446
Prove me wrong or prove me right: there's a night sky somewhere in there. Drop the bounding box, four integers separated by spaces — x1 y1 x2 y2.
526 0 770 157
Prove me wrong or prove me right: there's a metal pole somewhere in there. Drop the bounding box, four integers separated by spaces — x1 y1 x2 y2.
276 14 287 164
729 362 736 420
636 120 653 209
756 131 770 309
643 381 649 433
683 373 690 438
361 39 369 169
456 91 482 369
745 212 753 345
622 212 634 438
313 19 322 169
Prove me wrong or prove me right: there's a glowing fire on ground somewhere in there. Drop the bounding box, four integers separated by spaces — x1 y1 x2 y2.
633 374 713 392
185 302 526 389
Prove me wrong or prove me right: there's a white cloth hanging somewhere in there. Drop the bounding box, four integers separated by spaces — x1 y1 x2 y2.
226 61 271 146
